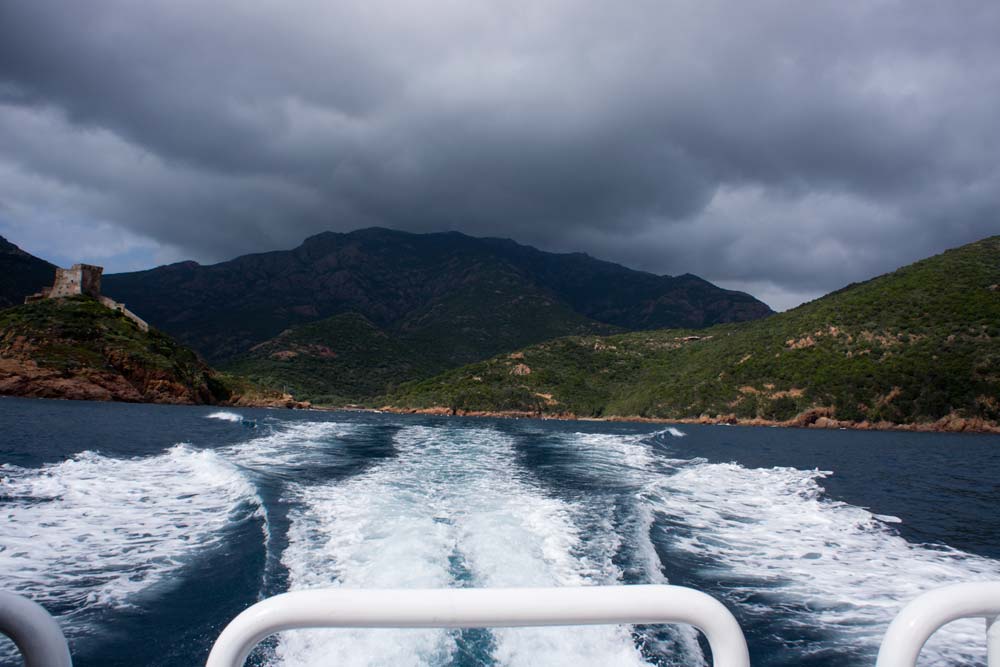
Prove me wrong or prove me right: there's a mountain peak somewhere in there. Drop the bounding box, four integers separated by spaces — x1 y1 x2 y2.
349 226 413 238
301 227 420 247
166 260 201 270
300 230 339 245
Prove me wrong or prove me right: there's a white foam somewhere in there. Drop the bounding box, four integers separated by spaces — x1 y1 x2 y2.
275 425 657 667
207 410 244 422
0 445 260 638
222 421 358 471
652 461 1000 665
655 427 688 438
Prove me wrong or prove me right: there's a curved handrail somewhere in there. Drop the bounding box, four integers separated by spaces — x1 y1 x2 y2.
205 584 750 667
0 591 72 667
876 581 1000 667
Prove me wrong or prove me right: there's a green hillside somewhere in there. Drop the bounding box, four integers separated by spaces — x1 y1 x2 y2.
0 296 281 405
388 236 1000 429
222 312 442 404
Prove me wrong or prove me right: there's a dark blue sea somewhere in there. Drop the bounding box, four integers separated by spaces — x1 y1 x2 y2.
1 396 999 666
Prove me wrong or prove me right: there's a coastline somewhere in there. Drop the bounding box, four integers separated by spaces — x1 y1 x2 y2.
3 389 996 434
374 405 1000 435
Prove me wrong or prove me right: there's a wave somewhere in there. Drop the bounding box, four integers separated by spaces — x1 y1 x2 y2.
207 410 244 422
652 426 687 438
221 420 360 472
0 445 260 647
275 425 663 667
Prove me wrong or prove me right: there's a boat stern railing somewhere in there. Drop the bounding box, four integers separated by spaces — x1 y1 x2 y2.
0 591 72 667
4 581 1000 666
205 585 750 667
875 581 1000 667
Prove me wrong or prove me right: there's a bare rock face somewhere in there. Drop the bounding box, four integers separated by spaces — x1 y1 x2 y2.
227 392 309 409
0 345 214 404
811 416 839 429
0 358 140 402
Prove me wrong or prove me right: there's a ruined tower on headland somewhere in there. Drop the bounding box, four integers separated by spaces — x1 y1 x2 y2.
48 264 104 299
26 264 150 332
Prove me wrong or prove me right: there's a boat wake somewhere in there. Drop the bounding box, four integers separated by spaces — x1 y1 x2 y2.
2 417 998 666
538 428 1000 666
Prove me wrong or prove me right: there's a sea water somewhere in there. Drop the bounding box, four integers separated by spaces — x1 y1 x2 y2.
1 396 998 666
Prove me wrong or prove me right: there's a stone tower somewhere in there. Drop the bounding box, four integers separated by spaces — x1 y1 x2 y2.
48 264 104 299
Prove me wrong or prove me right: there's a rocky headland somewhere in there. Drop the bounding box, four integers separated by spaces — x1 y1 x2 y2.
0 296 305 407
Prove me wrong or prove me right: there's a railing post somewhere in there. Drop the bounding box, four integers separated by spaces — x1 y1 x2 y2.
988 615 999 667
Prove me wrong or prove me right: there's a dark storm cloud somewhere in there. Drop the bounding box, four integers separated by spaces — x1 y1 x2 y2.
1 1 998 308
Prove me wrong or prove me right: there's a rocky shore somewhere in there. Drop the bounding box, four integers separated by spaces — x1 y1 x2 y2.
377 405 1000 435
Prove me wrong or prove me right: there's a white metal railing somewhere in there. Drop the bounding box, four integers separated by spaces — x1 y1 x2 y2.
0 591 73 667
876 581 1000 667
6 581 1000 666
204 584 751 667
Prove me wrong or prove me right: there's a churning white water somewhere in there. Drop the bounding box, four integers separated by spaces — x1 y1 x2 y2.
0 445 260 639
650 461 1000 666
275 424 671 667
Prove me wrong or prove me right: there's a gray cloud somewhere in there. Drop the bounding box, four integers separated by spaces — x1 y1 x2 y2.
1 0 998 309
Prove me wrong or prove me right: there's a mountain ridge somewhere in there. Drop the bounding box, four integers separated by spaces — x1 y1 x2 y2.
100 227 772 364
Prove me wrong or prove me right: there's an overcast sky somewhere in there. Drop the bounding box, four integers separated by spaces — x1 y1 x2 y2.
1 1 998 310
